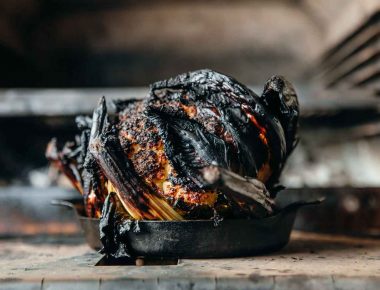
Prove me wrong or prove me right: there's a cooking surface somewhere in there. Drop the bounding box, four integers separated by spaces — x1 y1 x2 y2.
1 231 379 289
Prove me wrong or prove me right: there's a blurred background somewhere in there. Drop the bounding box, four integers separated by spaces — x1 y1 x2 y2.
0 0 379 237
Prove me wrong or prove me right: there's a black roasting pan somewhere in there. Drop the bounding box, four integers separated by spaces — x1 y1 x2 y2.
52 198 319 258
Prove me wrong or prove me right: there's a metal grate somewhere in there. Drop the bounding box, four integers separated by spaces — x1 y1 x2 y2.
319 10 380 92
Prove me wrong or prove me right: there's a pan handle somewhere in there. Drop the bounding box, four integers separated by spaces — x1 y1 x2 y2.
280 197 324 214
50 199 76 210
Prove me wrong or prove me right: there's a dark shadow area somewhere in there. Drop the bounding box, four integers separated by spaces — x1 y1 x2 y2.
95 256 178 266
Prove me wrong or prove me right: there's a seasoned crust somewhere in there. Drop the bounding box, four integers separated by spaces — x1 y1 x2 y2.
117 100 218 216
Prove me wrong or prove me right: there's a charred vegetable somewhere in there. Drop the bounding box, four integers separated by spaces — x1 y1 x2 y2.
47 69 299 222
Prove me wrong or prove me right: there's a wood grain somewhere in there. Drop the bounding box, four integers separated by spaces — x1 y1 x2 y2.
0 231 379 289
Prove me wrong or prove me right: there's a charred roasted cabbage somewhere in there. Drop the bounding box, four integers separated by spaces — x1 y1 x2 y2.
47 69 299 223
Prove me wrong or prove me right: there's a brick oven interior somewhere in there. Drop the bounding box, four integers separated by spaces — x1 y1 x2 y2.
0 1 380 289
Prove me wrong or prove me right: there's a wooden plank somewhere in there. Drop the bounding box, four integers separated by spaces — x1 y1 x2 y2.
274 276 334 290
216 276 273 290
3 276 379 290
332 276 380 290
42 280 100 290
1 231 379 281
191 278 216 290
157 278 193 290
0 282 41 290
101 278 157 290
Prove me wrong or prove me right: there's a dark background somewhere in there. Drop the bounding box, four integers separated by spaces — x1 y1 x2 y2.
0 0 332 87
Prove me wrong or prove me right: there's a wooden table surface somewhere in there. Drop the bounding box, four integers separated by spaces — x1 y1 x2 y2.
0 231 379 290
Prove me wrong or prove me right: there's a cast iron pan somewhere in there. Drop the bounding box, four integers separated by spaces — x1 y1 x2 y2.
52 198 320 258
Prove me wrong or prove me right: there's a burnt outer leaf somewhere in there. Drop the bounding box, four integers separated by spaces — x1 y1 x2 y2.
88 98 151 214
88 97 183 221
260 75 299 156
99 193 133 259
260 75 300 189
147 69 292 193
46 138 84 194
146 106 229 189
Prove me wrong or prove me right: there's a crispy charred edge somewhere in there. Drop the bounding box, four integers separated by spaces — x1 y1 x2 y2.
149 70 257 178
145 104 227 189
46 138 83 194
260 75 300 190
88 97 183 221
201 166 274 217
111 98 141 114
46 116 107 217
149 69 287 188
241 102 287 191
151 69 260 105
144 104 233 218
76 115 113 218
99 193 134 260
261 75 299 155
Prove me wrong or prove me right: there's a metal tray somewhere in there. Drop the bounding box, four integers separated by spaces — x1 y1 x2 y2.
52 198 318 258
